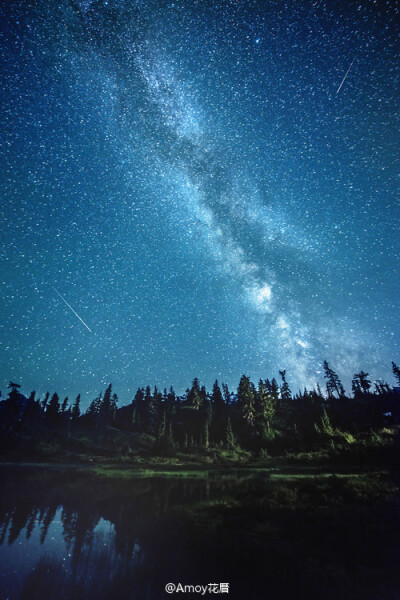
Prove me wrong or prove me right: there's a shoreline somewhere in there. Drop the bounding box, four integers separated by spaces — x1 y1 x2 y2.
0 459 390 479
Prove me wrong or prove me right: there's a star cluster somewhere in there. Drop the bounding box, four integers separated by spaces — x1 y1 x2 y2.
1 0 399 405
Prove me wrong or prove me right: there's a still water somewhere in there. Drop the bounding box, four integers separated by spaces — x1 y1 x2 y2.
0 465 399 600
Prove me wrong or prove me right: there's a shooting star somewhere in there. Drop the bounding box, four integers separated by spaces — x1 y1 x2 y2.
52 286 93 333
336 59 355 94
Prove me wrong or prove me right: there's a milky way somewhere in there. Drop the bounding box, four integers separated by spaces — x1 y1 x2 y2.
1 0 399 405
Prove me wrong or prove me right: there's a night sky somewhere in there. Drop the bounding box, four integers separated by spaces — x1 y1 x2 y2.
1 0 399 407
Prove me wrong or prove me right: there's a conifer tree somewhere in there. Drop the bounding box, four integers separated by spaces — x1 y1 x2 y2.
5 382 22 429
157 406 166 442
211 380 225 442
41 392 50 413
87 392 102 423
279 370 292 402
46 393 60 425
222 383 230 405
71 394 81 421
132 388 144 429
256 379 276 433
61 397 69 413
392 362 400 386
352 371 371 397
315 408 334 436
201 395 213 448
323 361 345 399
374 380 391 395
225 416 235 448
188 378 202 409
7 381 21 398
100 384 113 425
237 375 256 427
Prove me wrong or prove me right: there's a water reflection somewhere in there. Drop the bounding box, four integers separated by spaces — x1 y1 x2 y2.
0 468 247 600
0 466 399 600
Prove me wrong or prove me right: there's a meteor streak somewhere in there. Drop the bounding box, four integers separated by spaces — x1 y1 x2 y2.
52 286 93 333
336 59 355 94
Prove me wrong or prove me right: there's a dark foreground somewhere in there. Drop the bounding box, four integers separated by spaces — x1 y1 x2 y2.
1 464 400 600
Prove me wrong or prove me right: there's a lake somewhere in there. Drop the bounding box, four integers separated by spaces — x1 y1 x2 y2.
0 465 399 599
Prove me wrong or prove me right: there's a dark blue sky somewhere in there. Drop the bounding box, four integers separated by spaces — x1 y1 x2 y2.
1 0 399 406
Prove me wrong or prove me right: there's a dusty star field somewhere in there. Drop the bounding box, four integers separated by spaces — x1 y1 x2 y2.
1 0 399 405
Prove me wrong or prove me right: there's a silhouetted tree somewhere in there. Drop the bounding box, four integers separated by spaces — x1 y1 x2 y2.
86 392 103 427
256 379 276 434
201 394 212 448
352 371 372 397
7 381 21 395
40 392 50 413
279 370 292 402
3 382 23 431
211 380 225 442
237 375 256 428
131 387 144 430
46 393 61 426
61 397 69 414
188 378 202 410
71 394 81 422
323 361 345 399
225 416 235 448
392 362 400 386
374 380 391 395
222 383 230 405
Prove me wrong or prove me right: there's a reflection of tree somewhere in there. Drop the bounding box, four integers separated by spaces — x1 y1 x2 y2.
8 505 32 545
39 505 58 544
0 473 216 558
71 510 100 564
26 507 38 540
61 507 79 550
2 468 400 600
0 508 14 545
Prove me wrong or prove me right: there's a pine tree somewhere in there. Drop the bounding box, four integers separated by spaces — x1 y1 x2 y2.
99 384 113 426
46 393 60 425
201 396 213 448
142 385 155 433
5 382 22 428
192 388 201 410
256 379 276 433
61 397 69 413
279 370 292 402
7 381 21 397
374 380 391 395
71 394 81 422
41 392 50 413
392 362 400 386
315 408 334 436
323 361 345 399
111 393 118 417
237 375 256 427
222 383 230 405
211 380 225 442
188 378 202 409
352 371 371 397
157 406 166 442
132 388 144 430
225 416 235 448
167 386 176 410
87 392 103 422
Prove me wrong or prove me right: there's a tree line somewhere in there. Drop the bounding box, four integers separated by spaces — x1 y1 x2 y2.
1 361 400 456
